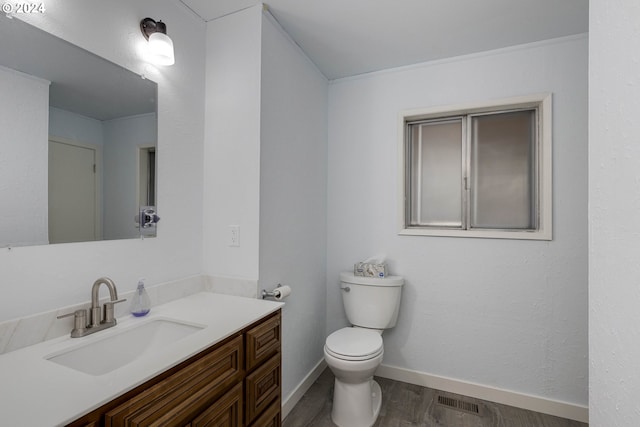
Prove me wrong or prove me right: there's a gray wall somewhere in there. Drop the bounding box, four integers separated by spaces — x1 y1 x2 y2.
327 35 588 406
203 6 329 403
259 12 328 400
589 0 640 425
0 68 49 246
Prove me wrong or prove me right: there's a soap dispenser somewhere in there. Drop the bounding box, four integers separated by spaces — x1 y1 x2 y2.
130 279 151 317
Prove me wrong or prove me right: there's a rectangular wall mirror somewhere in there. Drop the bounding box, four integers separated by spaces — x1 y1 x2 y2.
0 15 158 247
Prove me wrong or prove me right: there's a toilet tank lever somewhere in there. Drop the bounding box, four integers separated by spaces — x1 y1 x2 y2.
341 286 350 292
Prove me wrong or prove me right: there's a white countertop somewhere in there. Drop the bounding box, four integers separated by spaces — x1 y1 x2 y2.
0 292 283 426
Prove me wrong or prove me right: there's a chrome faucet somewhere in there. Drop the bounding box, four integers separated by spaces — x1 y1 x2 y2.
57 277 126 338
91 277 118 327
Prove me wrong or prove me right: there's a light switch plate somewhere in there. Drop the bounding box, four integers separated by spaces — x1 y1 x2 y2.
228 225 240 247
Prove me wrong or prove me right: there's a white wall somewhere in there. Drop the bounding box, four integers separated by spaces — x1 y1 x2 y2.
49 107 104 147
0 67 49 247
0 0 205 322
203 5 329 403
589 0 640 425
203 5 262 280
259 12 328 401
327 36 588 406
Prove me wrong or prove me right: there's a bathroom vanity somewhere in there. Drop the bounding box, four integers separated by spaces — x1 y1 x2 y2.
0 293 283 426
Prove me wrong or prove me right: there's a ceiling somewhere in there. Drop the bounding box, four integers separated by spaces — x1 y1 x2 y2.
180 0 589 80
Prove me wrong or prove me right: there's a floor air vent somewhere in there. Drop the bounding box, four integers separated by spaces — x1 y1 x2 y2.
436 394 481 416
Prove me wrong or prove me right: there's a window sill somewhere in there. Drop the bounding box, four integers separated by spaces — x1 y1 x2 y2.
398 227 552 241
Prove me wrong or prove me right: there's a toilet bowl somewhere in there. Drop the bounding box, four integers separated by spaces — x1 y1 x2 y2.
325 272 403 427
324 327 384 427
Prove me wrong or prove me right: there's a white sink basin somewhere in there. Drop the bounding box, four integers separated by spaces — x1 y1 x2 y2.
45 318 205 376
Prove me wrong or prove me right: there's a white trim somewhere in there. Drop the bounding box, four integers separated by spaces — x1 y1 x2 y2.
136 143 157 208
281 359 327 419
330 33 588 84
398 227 549 241
0 64 51 86
375 364 588 424
103 112 156 124
399 93 550 123
397 93 553 241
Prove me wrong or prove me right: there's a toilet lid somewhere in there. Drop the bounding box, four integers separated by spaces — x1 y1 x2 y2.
325 327 383 361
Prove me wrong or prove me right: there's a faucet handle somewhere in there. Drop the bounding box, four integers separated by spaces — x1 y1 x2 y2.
103 299 127 323
57 309 88 337
57 309 87 321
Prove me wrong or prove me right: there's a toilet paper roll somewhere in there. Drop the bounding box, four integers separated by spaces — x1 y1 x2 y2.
273 285 292 300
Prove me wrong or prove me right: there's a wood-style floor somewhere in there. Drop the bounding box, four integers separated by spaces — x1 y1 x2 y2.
283 369 588 427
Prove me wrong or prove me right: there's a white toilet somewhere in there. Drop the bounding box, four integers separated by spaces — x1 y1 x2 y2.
324 272 404 427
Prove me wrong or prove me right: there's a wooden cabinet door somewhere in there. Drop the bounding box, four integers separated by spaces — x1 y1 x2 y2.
105 336 243 426
191 382 242 427
245 354 281 424
246 313 281 372
249 399 281 427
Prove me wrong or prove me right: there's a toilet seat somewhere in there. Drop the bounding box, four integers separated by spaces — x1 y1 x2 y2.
325 327 383 361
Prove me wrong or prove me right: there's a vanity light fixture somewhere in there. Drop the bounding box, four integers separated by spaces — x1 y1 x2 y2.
140 17 175 66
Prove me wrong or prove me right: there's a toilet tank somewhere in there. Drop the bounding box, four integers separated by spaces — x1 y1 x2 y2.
340 272 404 329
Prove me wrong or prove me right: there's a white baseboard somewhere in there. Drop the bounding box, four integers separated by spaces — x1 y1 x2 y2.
375 364 588 424
282 359 327 419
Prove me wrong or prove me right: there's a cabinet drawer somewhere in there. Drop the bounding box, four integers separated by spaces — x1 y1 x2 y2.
249 399 281 427
245 354 281 424
246 312 281 372
105 335 243 426
191 382 242 427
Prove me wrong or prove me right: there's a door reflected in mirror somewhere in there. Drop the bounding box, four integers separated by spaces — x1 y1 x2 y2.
48 137 101 244
0 15 158 247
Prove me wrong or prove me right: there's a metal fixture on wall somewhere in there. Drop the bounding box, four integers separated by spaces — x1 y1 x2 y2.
136 206 160 234
140 17 175 66
262 284 292 301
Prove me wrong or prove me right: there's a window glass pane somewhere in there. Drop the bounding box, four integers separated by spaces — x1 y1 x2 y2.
409 119 462 227
470 110 536 229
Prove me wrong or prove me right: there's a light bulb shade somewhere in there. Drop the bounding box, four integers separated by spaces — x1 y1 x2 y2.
148 32 175 66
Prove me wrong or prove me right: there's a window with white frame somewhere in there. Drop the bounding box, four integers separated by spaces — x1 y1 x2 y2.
398 94 552 240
